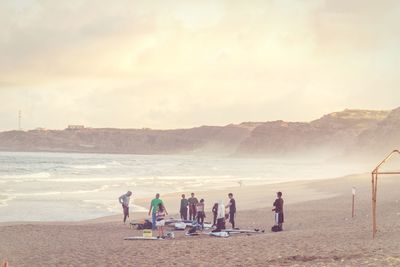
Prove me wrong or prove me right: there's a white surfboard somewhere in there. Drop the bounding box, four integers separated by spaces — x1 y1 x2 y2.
124 236 162 240
185 232 200 236
203 223 213 229
208 231 230 238
174 222 187 230
224 229 263 233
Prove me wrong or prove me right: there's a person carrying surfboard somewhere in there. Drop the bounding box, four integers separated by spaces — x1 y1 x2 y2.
118 191 132 224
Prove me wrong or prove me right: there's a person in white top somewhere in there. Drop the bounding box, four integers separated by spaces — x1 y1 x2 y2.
119 191 132 223
196 199 205 229
215 200 226 231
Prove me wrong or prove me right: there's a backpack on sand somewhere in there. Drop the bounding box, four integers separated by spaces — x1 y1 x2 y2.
188 226 197 234
137 220 152 230
143 220 152 229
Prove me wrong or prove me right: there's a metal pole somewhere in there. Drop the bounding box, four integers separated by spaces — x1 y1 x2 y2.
374 173 378 238
372 173 376 238
352 194 354 218
372 173 378 238
371 150 400 238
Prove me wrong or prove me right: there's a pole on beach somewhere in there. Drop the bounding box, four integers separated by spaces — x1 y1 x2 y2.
352 187 356 218
371 150 400 239
372 172 377 238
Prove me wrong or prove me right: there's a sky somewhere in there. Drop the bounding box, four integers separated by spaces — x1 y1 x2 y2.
0 0 400 130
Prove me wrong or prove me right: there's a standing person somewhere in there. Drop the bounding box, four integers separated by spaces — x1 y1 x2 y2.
272 191 284 231
118 191 132 224
215 200 226 232
226 193 236 229
156 203 168 238
212 202 218 226
188 192 199 221
180 194 189 220
196 199 206 229
148 193 165 230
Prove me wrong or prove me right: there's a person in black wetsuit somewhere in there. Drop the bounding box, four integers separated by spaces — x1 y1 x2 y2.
226 193 236 229
180 194 188 220
212 202 218 226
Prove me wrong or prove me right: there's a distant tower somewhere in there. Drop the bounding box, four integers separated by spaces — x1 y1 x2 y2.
18 110 22 130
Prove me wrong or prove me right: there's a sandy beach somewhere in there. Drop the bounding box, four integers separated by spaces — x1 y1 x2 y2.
1 173 400 266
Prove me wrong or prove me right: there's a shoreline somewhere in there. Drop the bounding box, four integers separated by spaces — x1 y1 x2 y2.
0 172 366 226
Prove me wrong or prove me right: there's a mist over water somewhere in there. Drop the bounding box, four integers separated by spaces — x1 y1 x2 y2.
0 151 370 222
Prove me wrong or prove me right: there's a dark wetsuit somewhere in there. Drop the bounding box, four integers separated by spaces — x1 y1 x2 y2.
180 198 188 220
273 198 284 225
229 198 236 228
212 203 218 226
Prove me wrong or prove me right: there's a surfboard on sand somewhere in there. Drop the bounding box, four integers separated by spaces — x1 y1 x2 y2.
185 232 200 236
207 231 230 238
203 223 213 229
224 229 264 233
124 236 163 240
174 222 188 230
166 219 195 225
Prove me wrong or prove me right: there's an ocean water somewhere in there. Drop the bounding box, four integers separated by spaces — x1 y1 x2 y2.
0 151 368 222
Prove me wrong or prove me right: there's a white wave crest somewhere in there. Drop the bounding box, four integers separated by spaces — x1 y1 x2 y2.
0 172 51 180
72 164 108 170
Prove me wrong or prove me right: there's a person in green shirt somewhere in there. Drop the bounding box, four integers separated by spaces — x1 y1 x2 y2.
148 193 167 230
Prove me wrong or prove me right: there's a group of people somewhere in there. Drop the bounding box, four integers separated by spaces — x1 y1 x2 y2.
118 190 284 238
119 192 169 238
178 193 201 221
179 192 236 230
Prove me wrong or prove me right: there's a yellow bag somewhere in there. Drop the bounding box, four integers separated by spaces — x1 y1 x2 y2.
143 229 152 237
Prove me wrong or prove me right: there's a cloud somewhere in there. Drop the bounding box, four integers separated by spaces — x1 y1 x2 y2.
0 0 399 130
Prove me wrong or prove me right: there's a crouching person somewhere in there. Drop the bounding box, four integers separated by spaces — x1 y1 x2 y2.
213 200 226 232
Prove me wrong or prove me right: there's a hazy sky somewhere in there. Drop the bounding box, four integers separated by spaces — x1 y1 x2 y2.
1 0 399 130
